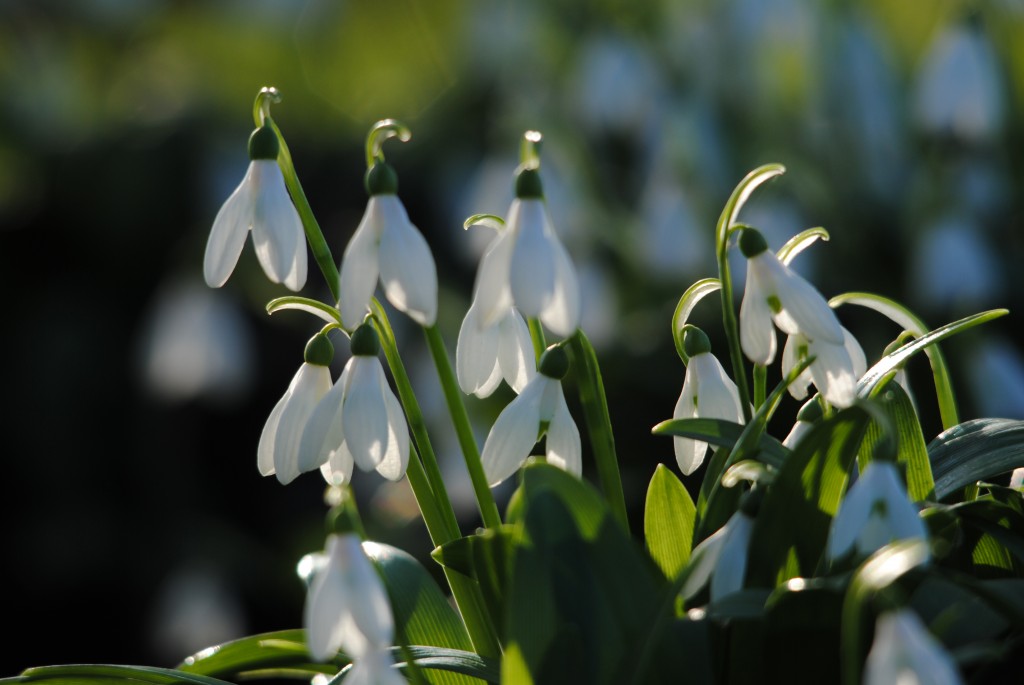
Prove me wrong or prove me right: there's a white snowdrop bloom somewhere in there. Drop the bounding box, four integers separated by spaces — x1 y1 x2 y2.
342 647 406 685
672 328 745 476
738 228 843 367
782 326 866 409
913 23 1004 142
910 214 1001 312
299 324 410 485
338 161 438 330
456 301 535 398
204 125 307 292
304 533 394 662
480 345 581 487
681 508 755 601
257 335 334 485
828 461 927 562
1010 468 1024 489
472 168 581 338
864 610 964 685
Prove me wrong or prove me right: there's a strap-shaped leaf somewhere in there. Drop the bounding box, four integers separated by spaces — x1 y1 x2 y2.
929 418 1024 500
858 383 935 501
180 629 337 678
651 418 789 469
644 465 697 578
18 664 237 685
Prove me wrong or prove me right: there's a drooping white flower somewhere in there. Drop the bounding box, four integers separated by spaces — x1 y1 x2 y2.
782 326 866 409
480 345 581 487
338 162 438 330
864 610 963 685
739 228 844 366
299 324 410 485
257 334 334 485
204 125 307 292
1011 467 1024 490
472 167 581 337
828 461 927 562
672 328 745 476
342 647 406 685
456 301 535 398
304 533 394 662
681 508 755 602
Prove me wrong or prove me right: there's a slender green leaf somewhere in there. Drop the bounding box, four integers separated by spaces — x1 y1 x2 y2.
714 164 786 253
20 665 236 685
929 419 1024 500
644 465 697 578
329 647 499 685
651 418 790 469
180 630 336 678
859 383 935 501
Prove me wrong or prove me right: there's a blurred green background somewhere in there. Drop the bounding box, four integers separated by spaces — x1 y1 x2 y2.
4 0 1024 675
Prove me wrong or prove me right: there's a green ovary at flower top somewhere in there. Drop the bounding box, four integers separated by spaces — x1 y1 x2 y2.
480 344 581 486
739 226 844 366
472 166 581 338
204 124 307 292
338 159 438 330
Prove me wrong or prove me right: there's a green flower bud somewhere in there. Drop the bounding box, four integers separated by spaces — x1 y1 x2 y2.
515 168 544 199
538 345 569 379
365 161 398 196
304 333 335 366
248 125 280 161
350 323 381 357
739 227 769 258
683 327 712 358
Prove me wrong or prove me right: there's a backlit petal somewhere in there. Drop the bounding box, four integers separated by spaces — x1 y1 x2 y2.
338 201 382 329
711 513 753 601
508 199 556 318
480 377 545 486
672 374 705 475
474 228 515 329
497 307 536 393
204 166 254 288
298 371 348 474
251 162 300 286
539 230 581 336
342 357 391 471
273 364 332 484
545 387 581 477
375 387 409 481
740 261 777 365
376 196 438 326
456 303 502 397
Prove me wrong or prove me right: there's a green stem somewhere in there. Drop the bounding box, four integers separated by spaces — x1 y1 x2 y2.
423 324 503 531
753 364 766 410
718 244 753 423
527 318 547 361
568 330 629 530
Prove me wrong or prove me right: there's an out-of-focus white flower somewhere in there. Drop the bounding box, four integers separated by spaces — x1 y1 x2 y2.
828 461 927 561
480 345 581 486
304 533 394 662
300 325 409 485
672 328 745 476
782 326 866 409
966 336 1024 419
914 23 1004 142
472 168 580 337
457 301 534 398
342 647 406 685
782 399 823 450
681 509 755 601
864 610 963 685
911 214 1001 313
338 162 437 330
739 228 843 366
258 335 334 485
204 125 306 292
1011 468 1024 489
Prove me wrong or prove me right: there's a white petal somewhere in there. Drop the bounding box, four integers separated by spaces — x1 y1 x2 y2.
344 649 406 685
273 364 333 484
298 372 348 474
339 537 394 649
376 196 438 326
782 420 813 450
304 537 354 661
762 253 843 344
672 374 706 476
828 467 877 560
681 525 728 599
508 199 556 318
544 387 582 477
865 611 963 685
808 338 857 409
257 392 289 477
320 441 355 486
456 303 502 397
711 513 753 601
473 227 515 329
691 353 745 424
740 260 777 365
782 334 812 400
843 327 868 378
338 201 382 329
497 307 536 394
375 387 410 481
282 206 308 292
480 377 545 486
342 357 391 471
539 229 581 336
204 166 254 288
250 162 301 287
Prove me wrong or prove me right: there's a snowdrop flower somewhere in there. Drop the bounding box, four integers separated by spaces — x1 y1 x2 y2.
304 533 395 662
673 327 745 476
864 610 963 685
828 461 927 562
257 334 333 485
338 161 438 330
1010 467 1024 489
204 125 307 292
480 345 581 487
739 228 844 366
681 503 756 601
781 399 822 450
299 324 410 485
472 166 581 337
782 326 866 408
457 301 535 397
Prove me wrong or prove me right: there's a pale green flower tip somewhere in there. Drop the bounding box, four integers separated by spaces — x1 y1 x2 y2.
683 327 712 358
796 398 823 423
304 333 334 366
538 345 569 379
515 168 544 199
350 323 381 357
365 161 398 196
326 505 360 537
739 227 769 258
248 125 279 161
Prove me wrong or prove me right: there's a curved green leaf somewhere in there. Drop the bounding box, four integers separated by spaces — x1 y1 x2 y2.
266 296 343 325
644 465 697 578
929 419 1024 500
20 665 236 685
180 630 336 679
330 646 499 685
714 164 786 256
859 383 935 501
671 279 721 364
651 418 790 469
